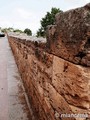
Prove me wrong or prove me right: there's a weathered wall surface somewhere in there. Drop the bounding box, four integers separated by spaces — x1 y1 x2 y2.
8 34 90 120
46 3 90 66
7 3 90 120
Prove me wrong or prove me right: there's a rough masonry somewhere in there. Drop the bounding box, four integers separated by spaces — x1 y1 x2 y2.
46 3 90 66
8 3 90 120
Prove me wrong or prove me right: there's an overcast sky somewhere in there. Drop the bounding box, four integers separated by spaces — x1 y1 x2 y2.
0 0 89 34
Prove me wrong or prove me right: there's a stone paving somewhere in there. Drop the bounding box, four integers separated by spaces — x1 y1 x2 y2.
0 37 33 120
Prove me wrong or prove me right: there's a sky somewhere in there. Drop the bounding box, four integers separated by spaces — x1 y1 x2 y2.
0 0 89 34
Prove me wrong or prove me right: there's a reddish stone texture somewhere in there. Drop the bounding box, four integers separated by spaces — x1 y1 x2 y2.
46 3 90 66
7 3 90 120
8 35 76 120
8 33 90 120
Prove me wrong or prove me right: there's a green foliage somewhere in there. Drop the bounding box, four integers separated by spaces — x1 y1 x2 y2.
1 28 8 33
37 7 62 37
24 28 32 36
36 28 45 37
13 29 23 33
7 27 14 32
1 27 23 33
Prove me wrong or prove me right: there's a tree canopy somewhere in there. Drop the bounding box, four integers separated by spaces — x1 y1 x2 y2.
24 28 32 36
13 29 23 33
37 7 62 37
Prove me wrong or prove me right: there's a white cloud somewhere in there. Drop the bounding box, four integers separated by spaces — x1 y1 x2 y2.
0 7 42 34
84 0 90 2
12 8 42 33
0 17 12 28
0 0 89 34
15 8 32 19
62 0 90 11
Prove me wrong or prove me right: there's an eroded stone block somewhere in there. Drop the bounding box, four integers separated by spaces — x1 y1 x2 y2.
46 3 90 66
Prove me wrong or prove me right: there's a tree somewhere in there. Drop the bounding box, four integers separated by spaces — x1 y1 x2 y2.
7 27 14 32
1 28 8 33
36 28 45 37
13 29 23 33
24 28 32 36
37 7 62 37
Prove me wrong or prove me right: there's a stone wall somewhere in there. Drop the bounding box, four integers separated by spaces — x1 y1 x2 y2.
8 34 90 120
7 3 90 120
46 3 90 66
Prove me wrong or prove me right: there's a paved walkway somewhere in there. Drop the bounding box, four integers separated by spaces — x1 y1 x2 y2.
0 37 33 120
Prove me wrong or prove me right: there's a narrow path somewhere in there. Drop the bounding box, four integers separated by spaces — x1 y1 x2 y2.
0 37 8 120
0 37 32 120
